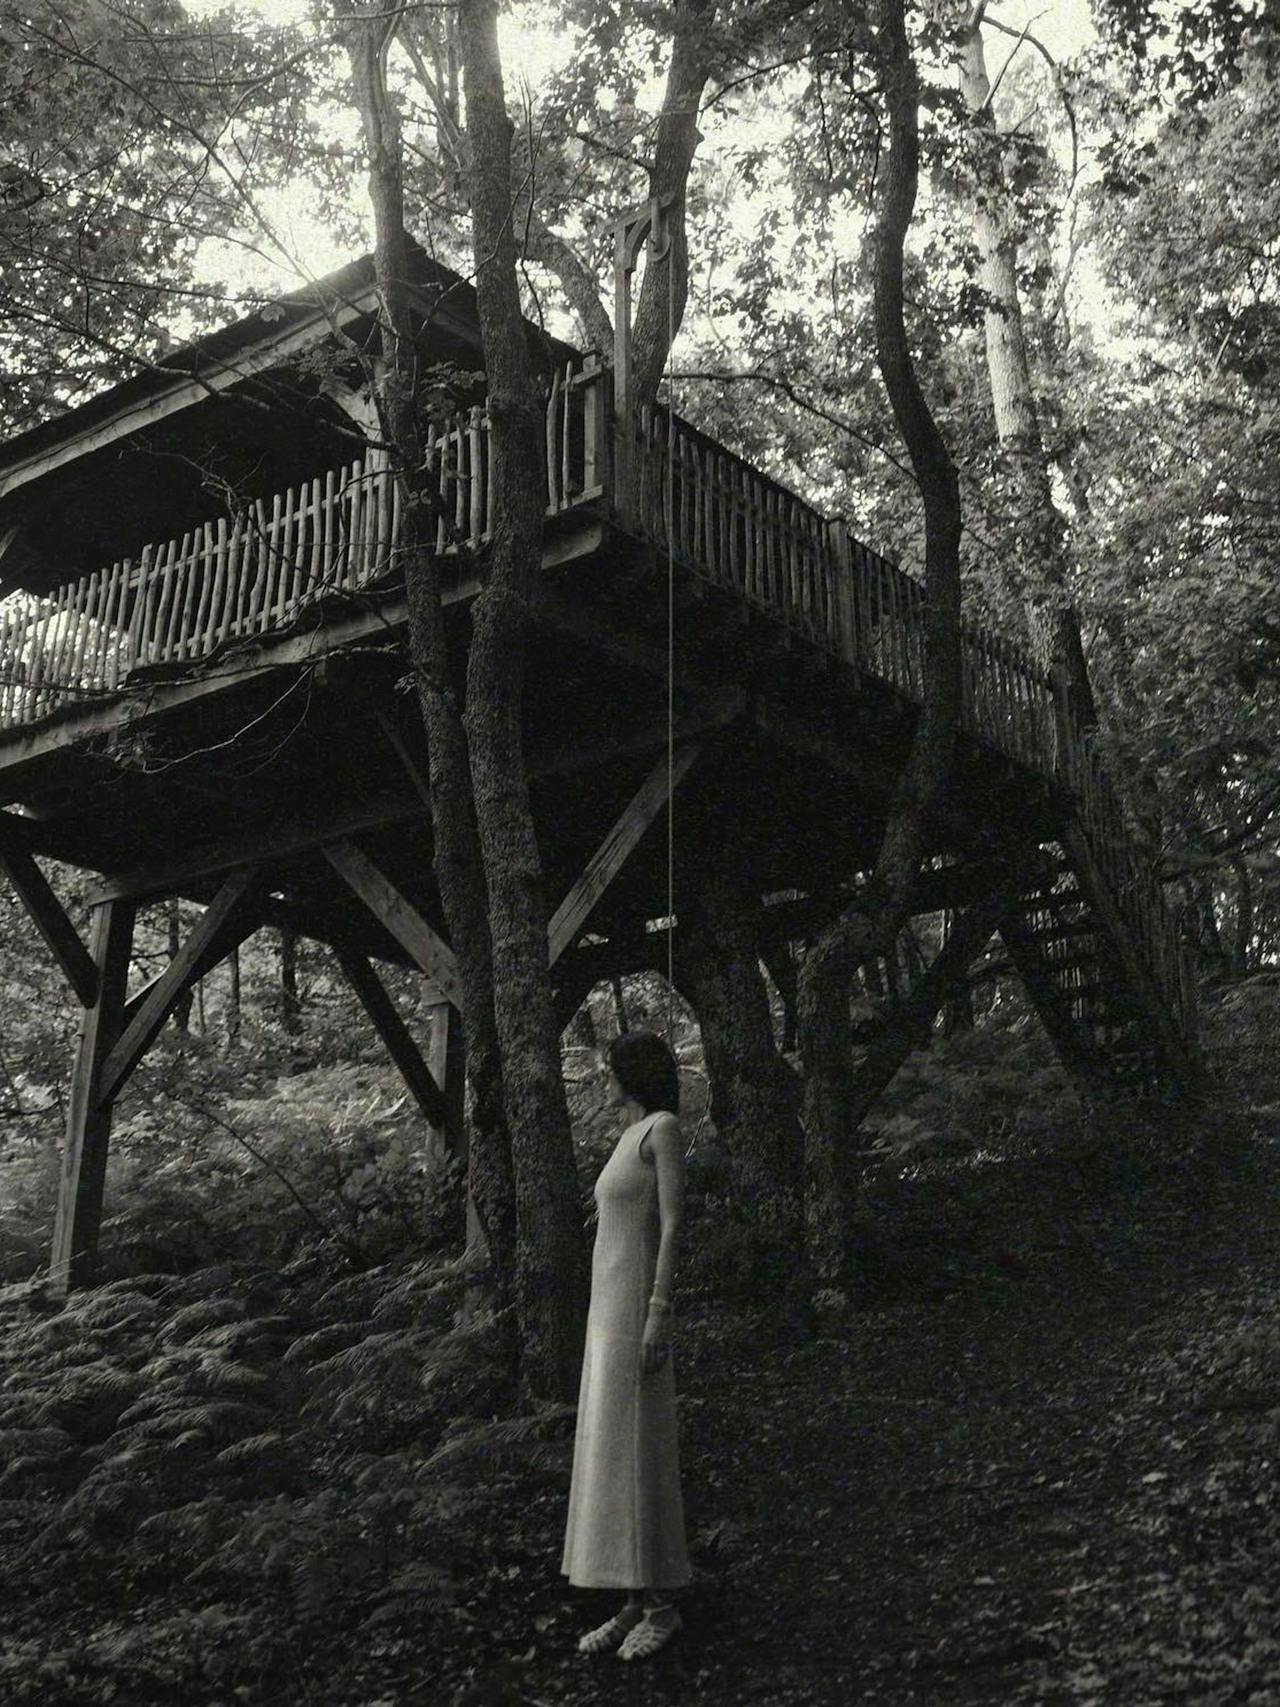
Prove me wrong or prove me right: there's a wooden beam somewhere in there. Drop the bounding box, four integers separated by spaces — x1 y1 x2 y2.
0 519 604 789
548 745 700 965
323 841 461 1005
89 790 429 906
335 947 448 1131
49 899 135 1294
99 868 260 1105
0 823 98 1005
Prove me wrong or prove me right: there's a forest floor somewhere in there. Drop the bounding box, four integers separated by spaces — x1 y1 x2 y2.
443 1115 1280 1707
5 1076 1280 1704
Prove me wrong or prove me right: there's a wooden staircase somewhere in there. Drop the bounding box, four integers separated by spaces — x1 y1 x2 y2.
997 831 1196 1098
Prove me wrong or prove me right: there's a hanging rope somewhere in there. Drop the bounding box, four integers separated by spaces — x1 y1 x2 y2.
664 221 677 1050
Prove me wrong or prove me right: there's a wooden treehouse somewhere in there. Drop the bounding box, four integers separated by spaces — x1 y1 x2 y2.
0 247 1196 1292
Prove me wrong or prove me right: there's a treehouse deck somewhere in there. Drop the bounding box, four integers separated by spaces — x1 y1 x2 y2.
0 277 1198 1288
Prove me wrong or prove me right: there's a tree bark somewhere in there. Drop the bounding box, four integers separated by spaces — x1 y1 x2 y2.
799 0 965 1280
675 852 804 1246
458 0 588 1405
348 12 516 1314
957 12 1095 725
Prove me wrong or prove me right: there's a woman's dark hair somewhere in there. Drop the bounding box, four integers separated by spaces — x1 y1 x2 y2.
606 1029 680 1115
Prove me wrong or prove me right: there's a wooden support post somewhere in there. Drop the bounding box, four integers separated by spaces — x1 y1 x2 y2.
547 744 700 965
335 947 449 1132
424 998 466 1167
0 819 99 1006
49 899 135 1295
322 842 462 1003
98 868 261 1105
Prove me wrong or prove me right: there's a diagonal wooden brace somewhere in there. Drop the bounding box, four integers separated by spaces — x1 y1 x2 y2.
335 945 448 1131
323 841 460 1005
98 867 261 1105
0 814 99 1006
547 743 700 967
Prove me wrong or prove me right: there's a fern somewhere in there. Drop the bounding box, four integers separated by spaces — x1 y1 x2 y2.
423 1404 577 1476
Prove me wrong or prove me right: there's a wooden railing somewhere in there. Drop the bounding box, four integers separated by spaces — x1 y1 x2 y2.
0 357 605 728
0 362 1189 1047
625 404 1191 1045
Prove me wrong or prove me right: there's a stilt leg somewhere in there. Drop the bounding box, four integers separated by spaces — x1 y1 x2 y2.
49 899 136 1295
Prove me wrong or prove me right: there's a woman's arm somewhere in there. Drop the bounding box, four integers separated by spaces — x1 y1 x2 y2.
642 1113 685 1374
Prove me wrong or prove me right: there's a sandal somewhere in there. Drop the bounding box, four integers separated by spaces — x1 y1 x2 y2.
617 1604 682 1661
578 1604 643 1655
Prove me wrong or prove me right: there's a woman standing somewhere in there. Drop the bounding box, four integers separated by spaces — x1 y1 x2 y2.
561 1028 690 1661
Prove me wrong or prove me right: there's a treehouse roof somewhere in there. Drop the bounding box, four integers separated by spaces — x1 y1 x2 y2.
0 245 580 596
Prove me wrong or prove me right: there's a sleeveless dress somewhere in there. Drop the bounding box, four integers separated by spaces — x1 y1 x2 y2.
561 1111 691 1589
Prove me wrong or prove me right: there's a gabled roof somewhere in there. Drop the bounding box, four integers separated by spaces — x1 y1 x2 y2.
0 245 577 505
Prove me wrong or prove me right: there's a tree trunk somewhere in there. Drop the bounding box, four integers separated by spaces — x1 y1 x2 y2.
799 0 965 1280
168 900 191 1033
348 12 516 1315
279 925 300 1035
958 13 1095 726
226 946 240 1045
629 0 719 407
675 856 804 1246
459 0 588 1405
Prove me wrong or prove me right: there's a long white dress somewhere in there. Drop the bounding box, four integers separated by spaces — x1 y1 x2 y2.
561 1110 691 1589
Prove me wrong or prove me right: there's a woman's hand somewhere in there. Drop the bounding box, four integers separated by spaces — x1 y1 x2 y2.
641 1306 672 1376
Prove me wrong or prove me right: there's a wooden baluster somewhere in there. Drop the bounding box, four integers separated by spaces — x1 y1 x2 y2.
282 480 303 619
545 368 561 513
0 601 14 722
212 516 239 646
561 361 573 507
157 532 189 660
305 476 324 601
66 576 92 692
469 407 484 542
236 505 262 633
454 416 467 542
176 528 202 659
127 544 152 663
185 523 212 661
484 414 497 540
102 560 126 687
144 539 173 663
63 574 89 697
29 588 57 710
86 566 115 689
45 581 77 707
366 457 385 577
268 486 294 627
378 454 394 573
347 462 366 586
321 468 338 592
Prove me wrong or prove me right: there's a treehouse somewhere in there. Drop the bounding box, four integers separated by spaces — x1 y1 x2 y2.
0 237 1197 1293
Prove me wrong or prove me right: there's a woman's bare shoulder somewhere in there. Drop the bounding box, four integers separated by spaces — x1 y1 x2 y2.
640 1110 682 1160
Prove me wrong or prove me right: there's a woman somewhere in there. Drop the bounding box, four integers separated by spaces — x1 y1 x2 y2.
561 1028 690 1662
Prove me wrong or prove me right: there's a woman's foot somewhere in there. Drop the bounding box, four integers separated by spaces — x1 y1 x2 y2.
617 1603 682 1661
577 1602 643 1655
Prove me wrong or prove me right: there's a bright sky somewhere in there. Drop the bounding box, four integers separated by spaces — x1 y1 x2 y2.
183 0 1101 335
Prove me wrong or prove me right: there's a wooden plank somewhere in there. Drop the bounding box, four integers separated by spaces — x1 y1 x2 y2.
0 824 98 1005
49 899 135 1294
547 743 701 965
323 841 461 1004
335 947 448 1131
98 867 261 1106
